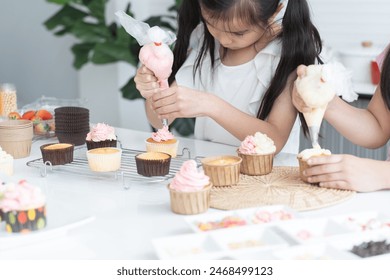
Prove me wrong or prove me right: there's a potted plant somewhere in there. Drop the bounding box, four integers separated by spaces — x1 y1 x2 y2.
44 0 194 136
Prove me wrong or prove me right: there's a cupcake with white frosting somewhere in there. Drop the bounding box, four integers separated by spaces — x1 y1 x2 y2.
0 146 13 176
168 160 211 215
297 148 331 183
237 132 276 175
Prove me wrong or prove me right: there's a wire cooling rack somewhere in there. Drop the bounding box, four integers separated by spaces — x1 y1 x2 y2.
26 146 197 186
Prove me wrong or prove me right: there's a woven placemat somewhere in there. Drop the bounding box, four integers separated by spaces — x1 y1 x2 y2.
210 166 355 211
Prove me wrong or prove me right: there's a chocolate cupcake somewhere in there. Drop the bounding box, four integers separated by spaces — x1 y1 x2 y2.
135 152 171 177
40 143 74 165
86 123 117 150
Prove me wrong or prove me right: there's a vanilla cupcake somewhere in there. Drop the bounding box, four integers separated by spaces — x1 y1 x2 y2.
40 143 74 165
86 147 122 172
201 155 242 186
237 132 276 175
86 123 117 150
297 148 331 182
146 126 179 158
0 179 46 233
135 152 171 177
0 146 13 176
168 160 212 215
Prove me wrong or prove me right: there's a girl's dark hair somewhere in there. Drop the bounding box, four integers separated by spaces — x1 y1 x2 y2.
169 0 323 136
380 47 390 110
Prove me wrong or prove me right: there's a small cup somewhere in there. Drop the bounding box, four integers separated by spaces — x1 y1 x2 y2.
201 155 242 186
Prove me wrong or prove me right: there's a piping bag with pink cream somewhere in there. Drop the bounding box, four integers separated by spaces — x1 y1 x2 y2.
115 11 176 127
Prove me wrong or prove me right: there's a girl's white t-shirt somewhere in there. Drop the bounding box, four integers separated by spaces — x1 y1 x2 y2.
175 24 300 155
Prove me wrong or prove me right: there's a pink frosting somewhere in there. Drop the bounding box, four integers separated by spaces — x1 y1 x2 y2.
238 135 257 154
169 160 210 192
86 123 116 142
0 180 46 212
151 125 175 142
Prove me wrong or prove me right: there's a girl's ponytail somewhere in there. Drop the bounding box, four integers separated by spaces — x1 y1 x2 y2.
380 47 390 110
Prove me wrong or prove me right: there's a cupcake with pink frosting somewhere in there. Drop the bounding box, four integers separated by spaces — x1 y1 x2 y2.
86 123 117 150
237 132 276 175
146 125 179 158
168 160 212 215
0 179 46 233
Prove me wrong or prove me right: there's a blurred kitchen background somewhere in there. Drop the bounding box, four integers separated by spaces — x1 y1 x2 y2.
0 0 389 158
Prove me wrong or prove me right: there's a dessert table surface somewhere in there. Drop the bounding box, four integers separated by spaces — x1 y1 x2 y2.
1 127 389 260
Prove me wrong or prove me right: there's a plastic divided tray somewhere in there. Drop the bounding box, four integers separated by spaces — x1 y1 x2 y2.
153 207 390 260
26 145 196 186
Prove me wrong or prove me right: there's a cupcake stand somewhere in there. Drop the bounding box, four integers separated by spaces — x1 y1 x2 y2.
1 127 390 260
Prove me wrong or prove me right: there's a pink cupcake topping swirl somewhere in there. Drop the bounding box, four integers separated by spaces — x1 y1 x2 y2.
238 132 276 155
0 180 46 212
86 123 116 142
151 125 175 142
169 160 210 192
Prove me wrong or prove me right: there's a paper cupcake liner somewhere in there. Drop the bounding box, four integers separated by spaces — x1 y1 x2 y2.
298 158 310 183
56 131 89 146
237 151 274 176
86 148 122 172
86 139 117 150
4 206 47 233
54 106 89 115
201 156 242 187
145 140 179 158
168 183 212 215
40 143 74 165
0 139 32 159
135 152 171 176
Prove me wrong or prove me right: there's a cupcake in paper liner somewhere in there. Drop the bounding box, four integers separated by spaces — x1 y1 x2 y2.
40 143 74 165
201 155 242 186
86 123 117 150
168 160 212 215
297 148 331 183
86 147 122 172
135 152 171 177
0 147 14 176
145 126 178 158
0 179 46 233
237 132 276 176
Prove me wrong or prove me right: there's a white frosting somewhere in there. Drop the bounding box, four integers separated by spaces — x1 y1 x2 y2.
0 147 13 176
297 148 331 161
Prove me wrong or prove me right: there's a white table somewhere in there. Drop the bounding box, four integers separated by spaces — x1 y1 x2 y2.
1 128 389 260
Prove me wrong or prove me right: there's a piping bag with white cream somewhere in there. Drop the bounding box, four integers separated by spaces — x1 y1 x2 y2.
115 11 176 127
295 62 358 148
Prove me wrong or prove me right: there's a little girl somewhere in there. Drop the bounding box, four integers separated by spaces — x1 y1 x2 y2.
135 0 323 154
293 45 390 192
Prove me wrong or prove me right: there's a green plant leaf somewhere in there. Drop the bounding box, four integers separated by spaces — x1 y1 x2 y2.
71 21 110 42
85 0 107 22
71 42 95 69
91 42 138 65
46 0 74 4
172 118 195 136
44 4 88 31
120 77 141 100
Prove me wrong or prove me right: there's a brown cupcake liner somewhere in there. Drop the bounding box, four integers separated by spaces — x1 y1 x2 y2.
135 152 171 177
55 126 90 133
168 183 212 215
86 139 117 150
237 151 274 176
56 131 88 146
54 106 89 114
40 143 74 165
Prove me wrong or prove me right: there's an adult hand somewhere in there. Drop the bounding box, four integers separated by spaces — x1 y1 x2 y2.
134 65 160 99
304 154 388 192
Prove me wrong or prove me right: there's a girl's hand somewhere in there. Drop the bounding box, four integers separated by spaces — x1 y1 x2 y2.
149 84 208 119
134 65 160 99
292 65 312 113
304 154 388 192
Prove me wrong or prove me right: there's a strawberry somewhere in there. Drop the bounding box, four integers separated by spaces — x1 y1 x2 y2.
8 112 21 120
35 109 53 120
21 110 36 120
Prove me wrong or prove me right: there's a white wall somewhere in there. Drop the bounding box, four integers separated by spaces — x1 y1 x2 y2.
1 0 389 128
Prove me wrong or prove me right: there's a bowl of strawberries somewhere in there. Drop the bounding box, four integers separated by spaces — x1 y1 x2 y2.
8 109 55 136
